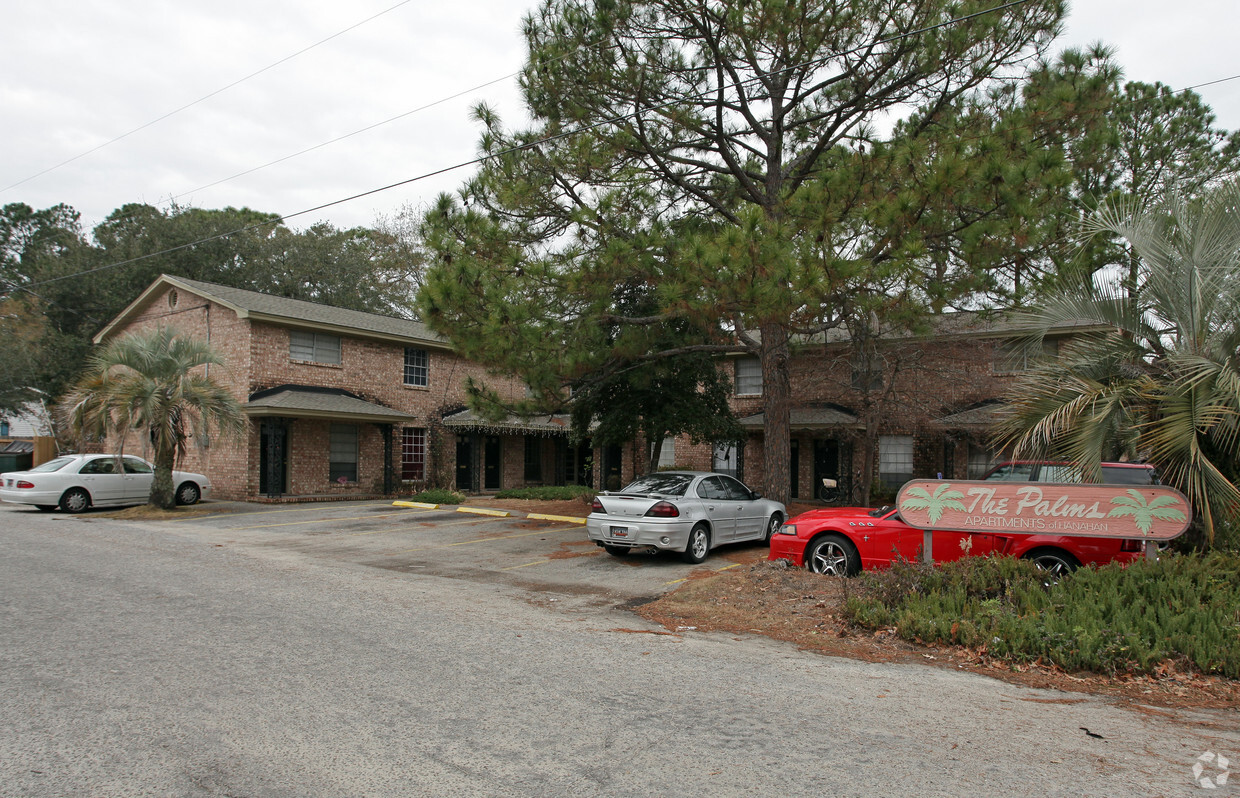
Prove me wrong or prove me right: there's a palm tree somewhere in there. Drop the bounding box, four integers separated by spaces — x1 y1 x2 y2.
63 326 248 509
993 179 1240 547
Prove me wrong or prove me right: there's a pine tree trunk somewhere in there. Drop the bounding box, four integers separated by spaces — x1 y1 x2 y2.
760 322 791 505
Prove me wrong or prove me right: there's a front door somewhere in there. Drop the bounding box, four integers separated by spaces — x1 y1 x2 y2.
483 435 502 491
260 421 288 496
456 435 476 492
813 439 839 499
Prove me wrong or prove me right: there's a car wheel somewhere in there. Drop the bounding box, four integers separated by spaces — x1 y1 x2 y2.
681 524 710 564
763 512 783 544
1021 548 1079 582
602 544 630 557
806 534 860 576
36 505 57 512
59 488 91 514
175 482 201 506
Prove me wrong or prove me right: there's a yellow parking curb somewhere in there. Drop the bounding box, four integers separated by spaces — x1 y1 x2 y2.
526 513 587 525
392 501 439 510
456 506 512 517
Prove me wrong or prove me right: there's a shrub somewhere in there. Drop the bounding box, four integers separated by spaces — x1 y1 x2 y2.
843 553 1240 678
494 485 596 502
409 488 466 505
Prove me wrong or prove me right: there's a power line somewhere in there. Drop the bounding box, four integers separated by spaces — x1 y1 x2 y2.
0 0 415 194
8 2 1239 298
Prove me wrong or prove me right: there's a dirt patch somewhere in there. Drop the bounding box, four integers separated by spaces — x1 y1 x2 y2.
636 560 1240 710
100 504 216 520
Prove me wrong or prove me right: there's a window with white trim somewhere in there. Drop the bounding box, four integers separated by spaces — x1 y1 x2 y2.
329 424 358 482
290 330 341 364
878 435 914 489
735 358 762 396
403 348 429 387
401 427 426 481
994 338 1058 373
657 437 676 469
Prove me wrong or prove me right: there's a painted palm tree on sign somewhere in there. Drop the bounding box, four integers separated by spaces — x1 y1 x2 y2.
994 179 1240 547
63 326 247 509
1106 489 1188 536
899 483 968 525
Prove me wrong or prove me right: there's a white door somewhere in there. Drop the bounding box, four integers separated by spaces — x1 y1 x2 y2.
121 456 156 501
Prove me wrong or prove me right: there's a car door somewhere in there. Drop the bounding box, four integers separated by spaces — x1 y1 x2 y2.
121 456 156 501
76 456 125 504
895 525 996 563
694 476 736 542
720 475 763 540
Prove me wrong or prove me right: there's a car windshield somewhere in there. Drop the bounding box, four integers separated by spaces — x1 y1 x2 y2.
620 473 694 497
28 456 75 473
870 505 894 519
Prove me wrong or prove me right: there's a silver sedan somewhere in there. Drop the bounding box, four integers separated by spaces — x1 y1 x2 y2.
586 471 786 563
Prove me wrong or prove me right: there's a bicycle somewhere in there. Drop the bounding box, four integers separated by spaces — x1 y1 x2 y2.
817 477 862 505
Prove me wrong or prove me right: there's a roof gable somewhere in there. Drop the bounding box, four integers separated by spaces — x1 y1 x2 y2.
95 274 447 349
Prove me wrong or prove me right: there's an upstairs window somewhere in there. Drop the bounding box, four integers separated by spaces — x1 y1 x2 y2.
735 357 762 396
290 330 341 365
994 338 1058 374
404 348 429 387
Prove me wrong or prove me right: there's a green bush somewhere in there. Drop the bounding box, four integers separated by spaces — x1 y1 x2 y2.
493 485 596 502
408 488 466 505
843 553 1240 678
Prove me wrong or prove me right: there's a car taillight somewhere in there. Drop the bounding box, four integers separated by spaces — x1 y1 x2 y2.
590 498 604 513
15 481 34 489
644 501 680 518
1120 539 1143 553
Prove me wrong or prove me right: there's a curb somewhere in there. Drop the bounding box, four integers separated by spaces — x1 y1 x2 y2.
455 507 512 517
527 512 587 525
392 500 439 510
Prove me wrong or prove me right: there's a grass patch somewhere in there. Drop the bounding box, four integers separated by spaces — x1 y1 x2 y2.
407 488 467 505
493 485 596 502
843 553 1240 678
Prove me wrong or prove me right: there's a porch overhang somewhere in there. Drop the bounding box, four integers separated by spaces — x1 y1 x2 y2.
441 408 575 436
244 385 414 424
932 401 1004 431
739 407 862 431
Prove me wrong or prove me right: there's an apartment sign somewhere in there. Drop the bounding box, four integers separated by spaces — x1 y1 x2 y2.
895 481 1192 541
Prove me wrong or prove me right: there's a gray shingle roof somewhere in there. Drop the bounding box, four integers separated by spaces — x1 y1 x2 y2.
96 274 445 348
441 408 576 434
739 407 860 429
245 386 414 423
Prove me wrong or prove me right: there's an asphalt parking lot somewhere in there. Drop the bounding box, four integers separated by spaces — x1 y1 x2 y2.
68 499 770 606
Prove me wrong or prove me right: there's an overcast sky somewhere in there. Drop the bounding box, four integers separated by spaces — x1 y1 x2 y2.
2 0 1237 236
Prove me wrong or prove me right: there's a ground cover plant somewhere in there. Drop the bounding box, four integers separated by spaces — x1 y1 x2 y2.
494 485 595 502
408 488 467 505
844 553 1240 678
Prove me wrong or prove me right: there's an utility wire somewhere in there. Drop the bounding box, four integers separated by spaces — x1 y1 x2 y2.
10 1 1239 297
0 0 415 194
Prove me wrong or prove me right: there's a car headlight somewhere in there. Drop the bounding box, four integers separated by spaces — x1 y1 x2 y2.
776 524 797 536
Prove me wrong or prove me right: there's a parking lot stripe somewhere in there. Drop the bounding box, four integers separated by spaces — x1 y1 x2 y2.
224 511 410 530
169 502 393 522
499 560 549 571
386 526 574 554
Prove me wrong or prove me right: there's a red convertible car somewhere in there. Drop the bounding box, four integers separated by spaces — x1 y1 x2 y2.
768 505 1145 578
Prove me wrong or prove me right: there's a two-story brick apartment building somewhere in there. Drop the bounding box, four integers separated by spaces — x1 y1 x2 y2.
96 275 1099 503
94 275 602 501
663 314 1099 502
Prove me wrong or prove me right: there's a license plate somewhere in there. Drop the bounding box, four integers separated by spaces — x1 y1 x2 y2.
610 526 629 538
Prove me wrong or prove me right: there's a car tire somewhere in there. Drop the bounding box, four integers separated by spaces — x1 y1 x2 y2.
602 544 630 557
681 524 710 564
36 505 57 512
763 512 783 544
175 482 201 506
806 534 860 576
59 488 91 514
1021 548 1079 581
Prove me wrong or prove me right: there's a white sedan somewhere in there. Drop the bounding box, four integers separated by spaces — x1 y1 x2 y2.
586 471 786 563
0 454 211 513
